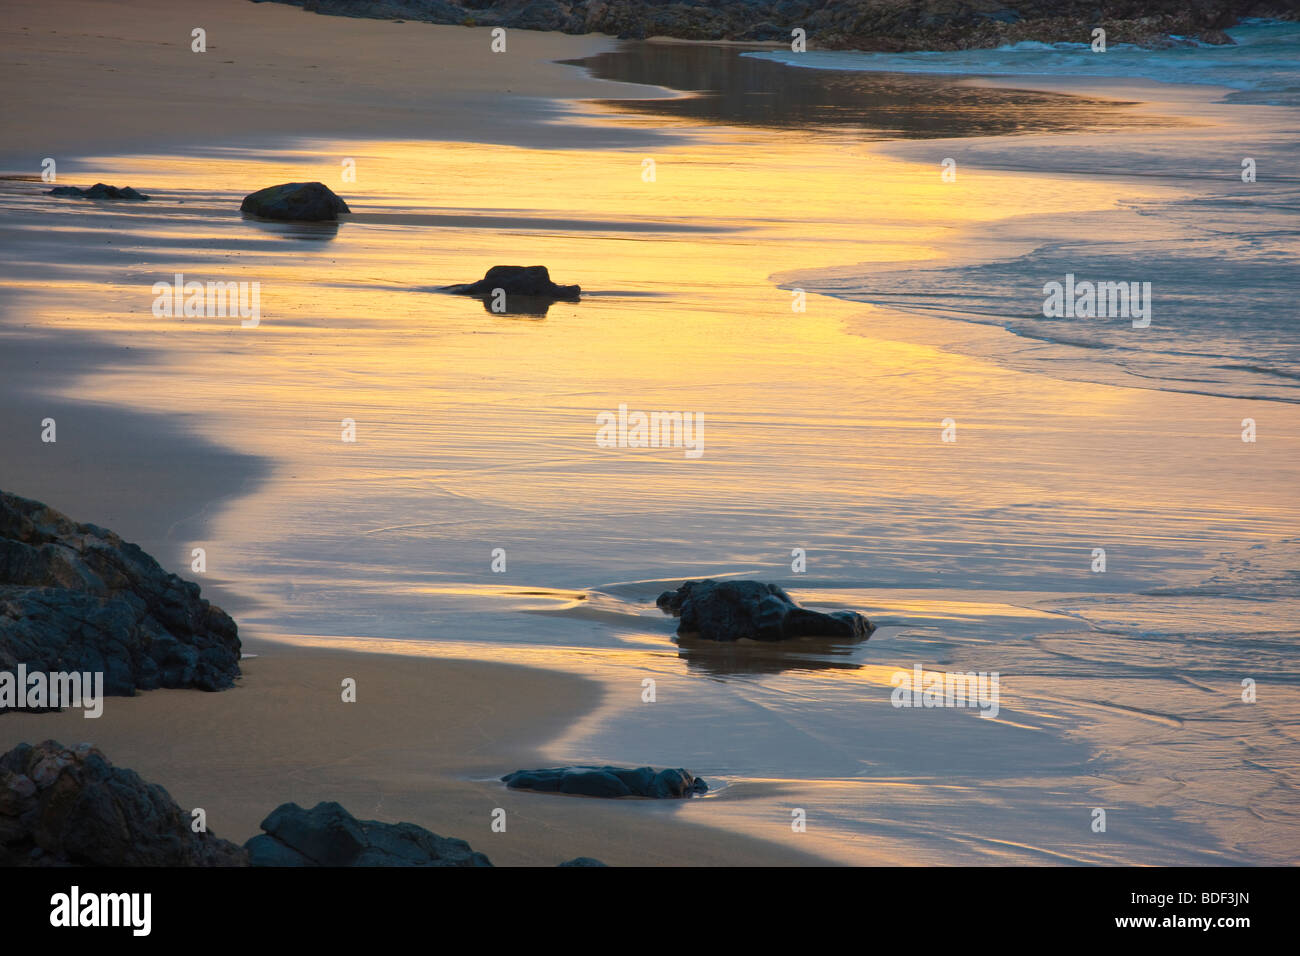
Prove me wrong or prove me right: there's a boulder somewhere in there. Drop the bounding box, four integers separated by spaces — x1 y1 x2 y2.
656 579 874 642
442 265 580 301
503 765 707 798
0 490 241 700
0 740 247 866
558 856 609 866
1197 28 1236 44
47 183 149 200
240 182 350 221
246 801 493 866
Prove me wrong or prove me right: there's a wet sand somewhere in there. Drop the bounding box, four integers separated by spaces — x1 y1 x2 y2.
1 640 829 866
0 0 669 167
0 0 835 867
0 326 266 569
2 0 1297 867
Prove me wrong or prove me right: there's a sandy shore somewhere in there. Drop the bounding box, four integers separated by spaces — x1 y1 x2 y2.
0 0 671 168
3 0 1297 868
0 639 829 866
0 0 834 866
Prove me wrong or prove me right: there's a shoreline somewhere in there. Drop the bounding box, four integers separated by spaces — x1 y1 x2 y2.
0 0 851 866
3 0 1297 867
0 320 270 575
2 638 835 866
0 0 673 171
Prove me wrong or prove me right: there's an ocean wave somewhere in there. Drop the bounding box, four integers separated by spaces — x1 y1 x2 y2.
778 175 1300 403
744 20 1300 106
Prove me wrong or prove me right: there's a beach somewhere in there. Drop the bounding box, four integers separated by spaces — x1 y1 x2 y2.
1 0 1297 867
1 643 832 865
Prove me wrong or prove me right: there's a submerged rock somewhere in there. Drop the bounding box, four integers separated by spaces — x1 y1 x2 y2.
0 490 241 699
0 740 247 866
1197 28 1236 45
240 181 351 221
442 265 580 301
503 765 707 798
656 579 874 643
558 856 609 866
246 801 493 866
47 183 149 200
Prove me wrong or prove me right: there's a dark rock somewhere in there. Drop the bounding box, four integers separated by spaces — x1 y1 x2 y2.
656 579 874 642
0 740 247 866
243 833 311 866
253 1 1291 52
1197 28 1236 44
558 856 609 866
0 490 242 700
257 801 365 865
747 21 787 41
443 265 580 301
247 801 493 866
47 183 149 201
512 1 570 31
1 742 520 868
503 765 707 798
240 181 350 221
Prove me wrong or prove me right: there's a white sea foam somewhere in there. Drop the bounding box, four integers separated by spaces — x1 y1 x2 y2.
757 21 1300 404
745 20 1300 106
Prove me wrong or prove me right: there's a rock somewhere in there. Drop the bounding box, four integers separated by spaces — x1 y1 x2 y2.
254 801 364 865
0 740 247 866
240 181 350 221
443 265 580 301
247 801 493 866
1197 28 1236 45
656 579 874 642
1 743 530 868
254 1 1287 52
512 0 571 31
47 183 149 200
0 490 241 700
558 856 609 866
503 765 707 798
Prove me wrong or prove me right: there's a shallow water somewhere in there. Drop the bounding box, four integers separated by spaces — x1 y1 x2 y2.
748 19 1300 107
588 26 1300 405
566 42 1167 137
1 42 1297 863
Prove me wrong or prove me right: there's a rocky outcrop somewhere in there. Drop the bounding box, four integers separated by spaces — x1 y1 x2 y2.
240 181 351 221
503 765 707 798
442 265 581 301
2 741 626 866
0 490 241 699
263 1 1295 51
657 579 874 642
245 801 493 866
47 183 149 200
0 740 247 866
